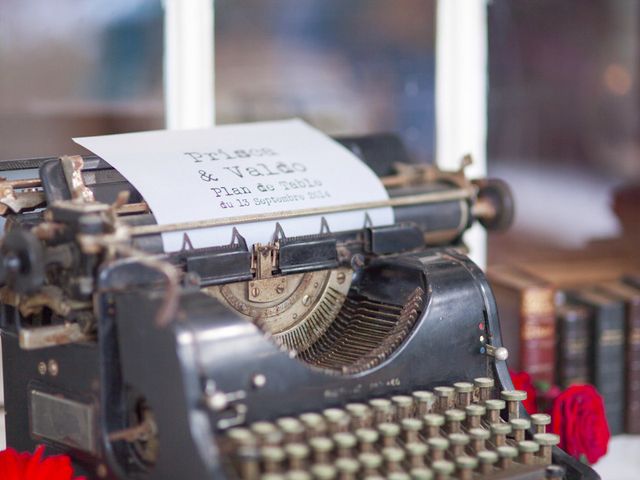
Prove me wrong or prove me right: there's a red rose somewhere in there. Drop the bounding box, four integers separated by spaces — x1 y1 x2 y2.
0 445 86 480
509 369 538 414
551 384 610 464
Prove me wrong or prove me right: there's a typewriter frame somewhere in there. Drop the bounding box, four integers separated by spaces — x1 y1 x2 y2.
0 136 597 480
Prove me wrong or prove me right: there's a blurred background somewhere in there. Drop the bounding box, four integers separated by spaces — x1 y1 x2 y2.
0 0 638 268
1 1 639 474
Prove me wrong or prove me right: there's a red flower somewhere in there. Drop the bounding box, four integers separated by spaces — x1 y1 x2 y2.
509 370 538 414
551 384 610 464
0 445 86 480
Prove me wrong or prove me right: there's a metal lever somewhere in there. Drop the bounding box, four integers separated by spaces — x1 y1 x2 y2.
485 344 509 361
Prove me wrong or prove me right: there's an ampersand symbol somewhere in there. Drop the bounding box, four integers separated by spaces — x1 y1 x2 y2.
198 170 218 182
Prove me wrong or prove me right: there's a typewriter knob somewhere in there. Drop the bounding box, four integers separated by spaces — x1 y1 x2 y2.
474 178 514 232
484 344 509 362
494 347 509 361
0 229 45 293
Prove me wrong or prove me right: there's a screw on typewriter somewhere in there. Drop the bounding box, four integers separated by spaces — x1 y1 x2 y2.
0 141 598 480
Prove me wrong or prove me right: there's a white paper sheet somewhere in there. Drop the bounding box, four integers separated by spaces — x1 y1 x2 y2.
75 119 394 251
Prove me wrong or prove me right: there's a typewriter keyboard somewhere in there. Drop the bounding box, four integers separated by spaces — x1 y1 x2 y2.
221 377 561 479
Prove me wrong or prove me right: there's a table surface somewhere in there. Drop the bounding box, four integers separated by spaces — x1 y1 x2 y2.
593 435 640 479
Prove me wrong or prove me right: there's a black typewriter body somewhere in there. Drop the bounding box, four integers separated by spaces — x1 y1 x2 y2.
0 135 597 480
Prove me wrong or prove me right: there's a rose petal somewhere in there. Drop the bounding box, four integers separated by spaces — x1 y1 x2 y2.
0 446 86 480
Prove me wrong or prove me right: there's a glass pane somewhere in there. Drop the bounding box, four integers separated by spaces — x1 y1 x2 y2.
215 0 437 162
0 0 164 159
487 0 639 261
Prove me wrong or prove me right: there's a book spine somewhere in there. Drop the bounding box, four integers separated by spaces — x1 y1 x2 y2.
626 302 640 433
591 304 625 435
556 316 589 388
520 289 556 385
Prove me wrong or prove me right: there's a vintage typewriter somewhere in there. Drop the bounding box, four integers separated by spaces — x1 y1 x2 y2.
0 135 597 480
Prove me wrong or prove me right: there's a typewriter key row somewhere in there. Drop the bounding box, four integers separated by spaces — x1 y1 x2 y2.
222 378 560 479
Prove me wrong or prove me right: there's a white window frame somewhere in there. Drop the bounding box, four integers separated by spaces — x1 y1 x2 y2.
162 0 488 266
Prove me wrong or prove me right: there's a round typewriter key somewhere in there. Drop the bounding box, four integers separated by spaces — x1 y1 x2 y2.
474 377 495 387
358 452 382 475
500 390 527 420
345 403 370 428
238 445 260 480
510 418 531 442
533 433 560 445
335 457 359 479
345 403 368 415
322 408 349 434
453 382 474 408
299 413 327 437
252 422 284 446
310 464 337 480
422 413 444 438
309 437 333 464
484 399 505 424
433 387 455 412
473 377 495 403
391 395 414 420
355 428 379 453
454 455 478 480
382 447 405 473
284 443 310 471
534 433 560 464
464 404 485 429
369 398 393 423
447 433 469 457
490 422 512 447
332 432 357 458
401 418 423 443
477 450 498 475
378 422 401 447
468 427 489 452
410 467 434 480
251 421 277 435
427 437 449 461
261 474 285 480
500 390 527 401
322 408 346 421
518 440 540 465
228 427 257 446
286 471 311 480
405 442 428 468
278 417 302 430
278 418 305 443
261 446 286 472
496 445 518 470
531 413 551 434
412 391 435 415
444 409 465 434
431 459 454 480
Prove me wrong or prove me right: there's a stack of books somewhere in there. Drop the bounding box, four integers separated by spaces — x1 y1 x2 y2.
489 266 640 435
